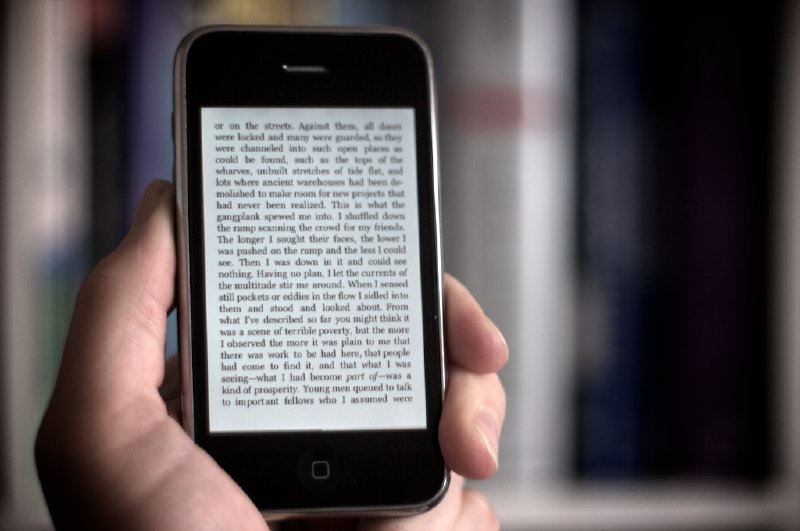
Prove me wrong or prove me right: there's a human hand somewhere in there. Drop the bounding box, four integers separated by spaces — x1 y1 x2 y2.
35 180 508 530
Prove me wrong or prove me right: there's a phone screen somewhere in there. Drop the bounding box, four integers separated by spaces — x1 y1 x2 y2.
200 107 427 433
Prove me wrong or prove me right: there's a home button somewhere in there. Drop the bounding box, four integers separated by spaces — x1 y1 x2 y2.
298 447 340 493
311 460 330 480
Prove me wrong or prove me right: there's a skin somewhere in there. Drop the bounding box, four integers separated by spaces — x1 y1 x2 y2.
35 180 508 530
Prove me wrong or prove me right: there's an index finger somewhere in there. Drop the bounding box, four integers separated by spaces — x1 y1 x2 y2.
443 274 508 373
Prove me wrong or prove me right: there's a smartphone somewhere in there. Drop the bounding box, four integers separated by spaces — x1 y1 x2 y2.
173 26 447 515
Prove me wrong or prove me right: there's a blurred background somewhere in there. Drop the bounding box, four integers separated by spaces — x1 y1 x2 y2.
1 0 799 529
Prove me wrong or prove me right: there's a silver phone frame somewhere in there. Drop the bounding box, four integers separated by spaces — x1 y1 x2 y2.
173 25 448 516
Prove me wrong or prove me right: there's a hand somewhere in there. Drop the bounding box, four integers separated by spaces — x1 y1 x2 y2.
35 180 508 530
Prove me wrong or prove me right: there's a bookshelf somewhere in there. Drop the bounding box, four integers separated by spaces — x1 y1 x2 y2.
1 1 798 529
1 1 89 528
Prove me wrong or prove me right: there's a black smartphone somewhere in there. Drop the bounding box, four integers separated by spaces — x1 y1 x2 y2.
173 26 447 515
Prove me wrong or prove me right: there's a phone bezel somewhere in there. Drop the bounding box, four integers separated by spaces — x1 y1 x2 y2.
174 26 447 514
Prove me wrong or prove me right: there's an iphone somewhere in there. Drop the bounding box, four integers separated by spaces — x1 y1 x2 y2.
173 26 447 515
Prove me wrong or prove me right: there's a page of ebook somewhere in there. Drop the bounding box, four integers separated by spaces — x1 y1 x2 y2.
201 107 428 432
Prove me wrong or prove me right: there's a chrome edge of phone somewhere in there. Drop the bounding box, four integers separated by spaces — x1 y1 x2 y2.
174 35 194 439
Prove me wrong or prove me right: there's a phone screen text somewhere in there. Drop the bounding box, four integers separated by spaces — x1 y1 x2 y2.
200 107 427 432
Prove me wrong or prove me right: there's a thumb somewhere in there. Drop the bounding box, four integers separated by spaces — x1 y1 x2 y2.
37 180 270 530
45 179 176 429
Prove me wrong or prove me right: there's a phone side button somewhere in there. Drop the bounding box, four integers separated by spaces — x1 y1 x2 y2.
297 447 340 493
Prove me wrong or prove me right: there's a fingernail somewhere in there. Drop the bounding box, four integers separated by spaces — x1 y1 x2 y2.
132 180 170 228
494 324 509 360
475 408 500 470
487 317 509 364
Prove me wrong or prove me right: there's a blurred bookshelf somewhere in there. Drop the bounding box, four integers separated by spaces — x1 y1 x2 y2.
1 1 798 529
